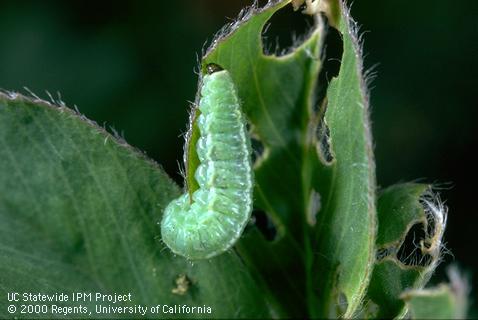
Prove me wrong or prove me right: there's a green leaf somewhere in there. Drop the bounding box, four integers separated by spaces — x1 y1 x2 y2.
363 183 447 318
190 0 375 317
403 286 457 319
375 184 430 245
202 0 321 239
0 93 274 319
199 1 322 317
311 2 376 317
402 274 469 320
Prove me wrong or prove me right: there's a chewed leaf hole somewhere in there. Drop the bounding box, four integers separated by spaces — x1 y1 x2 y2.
251 135 266 165
376 247 393 261
261 2 315 56
377 189 448 266
251 209 277 241
396 223 433 267
336 291 349 316
307 189 321 226
312 14 343 114
319 16 343 81
316 112 334 164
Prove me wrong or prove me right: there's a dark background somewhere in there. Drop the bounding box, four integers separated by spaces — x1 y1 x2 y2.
0 0 476 313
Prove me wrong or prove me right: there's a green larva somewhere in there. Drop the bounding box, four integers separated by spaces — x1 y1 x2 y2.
160 68 253 260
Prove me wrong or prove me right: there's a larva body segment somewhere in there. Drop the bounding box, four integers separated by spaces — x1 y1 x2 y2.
161 70 253 260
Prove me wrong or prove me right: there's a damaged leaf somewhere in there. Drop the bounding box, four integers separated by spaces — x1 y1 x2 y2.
364 183 447 318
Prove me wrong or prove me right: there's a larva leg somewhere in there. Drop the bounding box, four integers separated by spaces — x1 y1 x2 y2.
160 69 253 260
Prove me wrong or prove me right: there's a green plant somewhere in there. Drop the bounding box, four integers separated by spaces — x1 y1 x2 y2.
0 0 469 318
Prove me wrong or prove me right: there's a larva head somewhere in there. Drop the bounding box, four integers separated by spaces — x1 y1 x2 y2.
206 63 223 74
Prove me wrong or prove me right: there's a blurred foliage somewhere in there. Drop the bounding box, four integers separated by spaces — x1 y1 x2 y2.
0 0 476 314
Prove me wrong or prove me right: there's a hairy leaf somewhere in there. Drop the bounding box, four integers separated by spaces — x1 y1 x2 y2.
363 183 447 318
0 93 273 319
186 0 376 317
402 278 469 320
311 2 376 317
191 0 322 317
